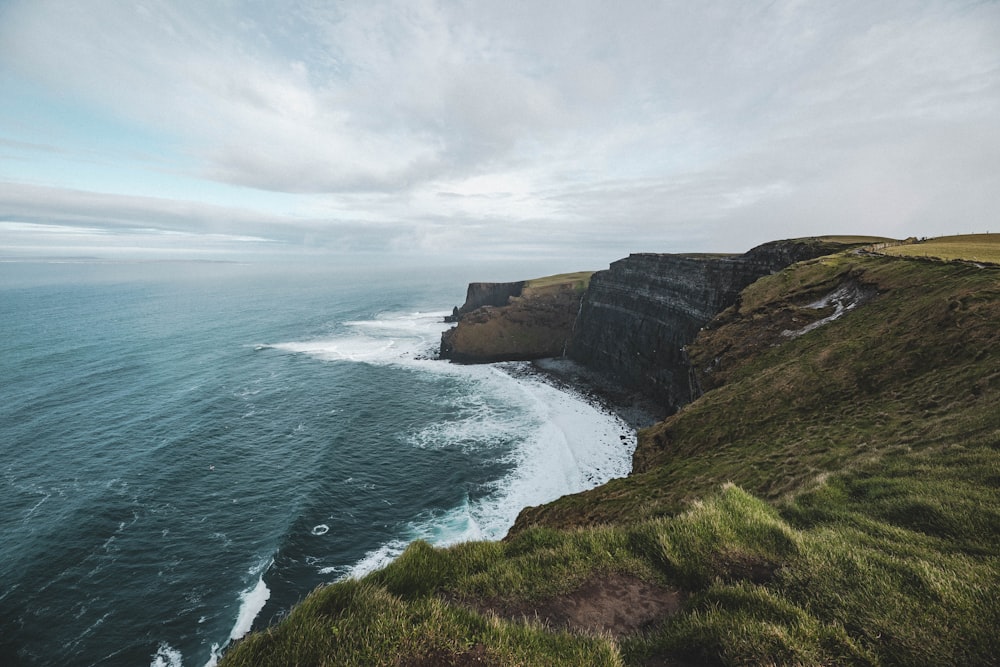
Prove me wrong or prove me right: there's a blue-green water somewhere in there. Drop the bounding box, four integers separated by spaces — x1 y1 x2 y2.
0 261 634 666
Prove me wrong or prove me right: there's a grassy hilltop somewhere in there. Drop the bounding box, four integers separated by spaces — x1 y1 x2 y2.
222 236 999 666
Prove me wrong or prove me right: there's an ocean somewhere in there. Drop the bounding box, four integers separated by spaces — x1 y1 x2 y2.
0 259 635 666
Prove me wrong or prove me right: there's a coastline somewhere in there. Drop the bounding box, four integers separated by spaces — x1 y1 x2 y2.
519 358 665 430
220 243 1000 666
205 314 643 666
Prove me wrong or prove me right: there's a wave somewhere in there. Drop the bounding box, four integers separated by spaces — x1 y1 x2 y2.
204 558 272 667
150 642 183 667
268 310 452 365
470 373 634 531
339 368 635 581
229 307 635 651
229 564 271 641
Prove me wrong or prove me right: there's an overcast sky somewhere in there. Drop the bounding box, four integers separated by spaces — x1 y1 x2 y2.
1 0 998 265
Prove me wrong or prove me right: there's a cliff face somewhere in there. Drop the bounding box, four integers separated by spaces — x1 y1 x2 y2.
568 239 849 412
441 275 590 363
439 240 848 405
445 281 525 322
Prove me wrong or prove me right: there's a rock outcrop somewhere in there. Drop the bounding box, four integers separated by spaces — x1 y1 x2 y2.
568 239 851 412
440 274 590 363
445 281 526 322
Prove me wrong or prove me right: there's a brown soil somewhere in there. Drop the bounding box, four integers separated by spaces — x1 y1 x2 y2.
469 572 683 637
398 643 491 667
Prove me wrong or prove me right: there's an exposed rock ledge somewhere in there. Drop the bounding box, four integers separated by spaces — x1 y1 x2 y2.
444 281 526 322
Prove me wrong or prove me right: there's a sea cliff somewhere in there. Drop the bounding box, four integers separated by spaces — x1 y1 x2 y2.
222 235 999 667
440 272 591 363
444 281 526 322
568 239 853 411
442 238 851 412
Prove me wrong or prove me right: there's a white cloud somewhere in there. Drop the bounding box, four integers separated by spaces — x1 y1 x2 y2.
0 0 998 257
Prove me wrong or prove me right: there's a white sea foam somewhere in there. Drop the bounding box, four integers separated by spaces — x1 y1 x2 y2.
204 559 272 667
338 538 412 579
271 310 453 366
150 642 183 667
229 567 270 641
469 374 635 535
337 364 636 581
404 378 531 452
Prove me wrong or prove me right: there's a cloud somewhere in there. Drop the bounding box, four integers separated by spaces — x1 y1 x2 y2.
0 181 580 258
0 0 998 257
1 0 578 192
0 182 275 234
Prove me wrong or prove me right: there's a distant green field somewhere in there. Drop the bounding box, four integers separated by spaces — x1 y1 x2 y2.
816 235 896 244
524 271 594 291
879 233 1000 263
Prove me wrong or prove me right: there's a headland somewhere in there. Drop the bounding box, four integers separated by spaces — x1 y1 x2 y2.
222 234 999 666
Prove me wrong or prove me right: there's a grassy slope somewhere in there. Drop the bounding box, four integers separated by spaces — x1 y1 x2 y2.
222 249 998 666
522 271 594 292
878 233 1000 263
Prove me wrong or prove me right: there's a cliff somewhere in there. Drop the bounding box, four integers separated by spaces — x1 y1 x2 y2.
224 239 1000 666
444 281 526 322
568 238 856 412
223 241 1000 666
510 247 999 532
440 273 591 363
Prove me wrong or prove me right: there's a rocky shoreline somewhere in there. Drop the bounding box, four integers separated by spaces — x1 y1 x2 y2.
526 358 664 430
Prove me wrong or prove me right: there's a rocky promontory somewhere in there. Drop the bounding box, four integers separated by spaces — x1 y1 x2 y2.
440 272 592 363
444 281 526 322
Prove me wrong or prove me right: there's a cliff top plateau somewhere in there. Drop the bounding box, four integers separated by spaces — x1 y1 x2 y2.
222 234 999 667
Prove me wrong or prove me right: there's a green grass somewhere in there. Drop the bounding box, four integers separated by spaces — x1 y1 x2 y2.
524 271 594 293
222 248 999 666
225 464 999 665
816 235 897 244
224 577 625 666
878 233 1000 263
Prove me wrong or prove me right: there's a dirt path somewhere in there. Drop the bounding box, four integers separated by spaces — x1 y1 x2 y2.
473 572 683 636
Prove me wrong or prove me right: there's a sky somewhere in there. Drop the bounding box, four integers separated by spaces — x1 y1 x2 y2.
1 0 998 266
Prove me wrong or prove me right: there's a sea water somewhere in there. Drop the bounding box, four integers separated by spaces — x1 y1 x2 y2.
0 260 635 666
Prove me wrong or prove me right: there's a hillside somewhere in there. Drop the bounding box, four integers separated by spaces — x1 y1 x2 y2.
876 233 1000 263
221 241 999 666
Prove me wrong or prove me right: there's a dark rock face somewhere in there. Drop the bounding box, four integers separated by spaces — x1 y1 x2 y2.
568 240 845 412
445 281 525 322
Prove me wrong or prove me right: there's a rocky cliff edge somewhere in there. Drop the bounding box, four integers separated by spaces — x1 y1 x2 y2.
440 272 592 363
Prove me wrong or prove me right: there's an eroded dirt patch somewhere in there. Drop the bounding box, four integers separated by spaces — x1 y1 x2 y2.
472 572 683 636
398 643 491 667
